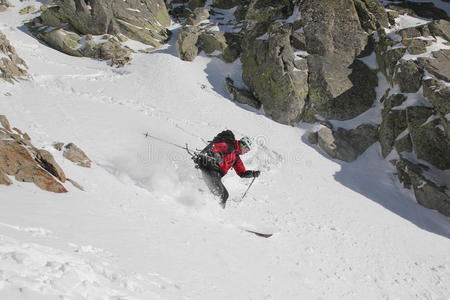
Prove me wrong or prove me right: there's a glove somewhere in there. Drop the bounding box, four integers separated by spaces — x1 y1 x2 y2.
241 170 260 178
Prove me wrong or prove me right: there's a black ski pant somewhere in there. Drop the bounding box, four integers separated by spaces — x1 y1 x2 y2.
200 168 229 203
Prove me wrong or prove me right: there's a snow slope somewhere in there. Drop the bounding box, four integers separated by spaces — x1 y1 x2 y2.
1 1 450 299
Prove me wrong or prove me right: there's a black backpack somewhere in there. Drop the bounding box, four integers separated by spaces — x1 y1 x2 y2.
212 130 235 154
200 130 235 157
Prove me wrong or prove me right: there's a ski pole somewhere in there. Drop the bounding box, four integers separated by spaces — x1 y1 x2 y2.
144 132 197 158
241 177 256 200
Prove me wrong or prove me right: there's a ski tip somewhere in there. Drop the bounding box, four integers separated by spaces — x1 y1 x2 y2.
245 230 274 238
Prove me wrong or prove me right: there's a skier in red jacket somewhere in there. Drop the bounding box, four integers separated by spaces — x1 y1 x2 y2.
194 130 260 208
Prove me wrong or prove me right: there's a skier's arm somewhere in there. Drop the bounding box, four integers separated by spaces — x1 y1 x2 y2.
234 158 247 176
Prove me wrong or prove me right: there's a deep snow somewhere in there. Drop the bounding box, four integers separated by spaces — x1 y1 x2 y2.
1 1 450 299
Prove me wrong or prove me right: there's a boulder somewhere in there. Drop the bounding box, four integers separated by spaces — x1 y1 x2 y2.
186 7 209 26
0 0 12 9
0 31 28 83
83 37 133 67
225 77 261 109
300 0 367 61
396 159 450 217
406 106 450 170
51 0 170 44
417 50 450 82
53 142 65 151
241 22 308 124
19 5 35 14
67 178 84 191
35 149 66 182
177 26 200 61
423 79 450 137
0 169 11 185
63 143 92 168
36 28 83 57
306 58 378 120
177 27 200 61
423 79 450 115
394 60 423 93
387 10 399 25
197 30 227 54
27 0 171 62
394 133 413 154
15 166 67 193
0 140 67 193
403 39 432 55
380 101 408 157
0 115 11 132
398 25 431 40
194 30 241 63
353 0 389 32
428 19 450 41
245 0 293 26
314 124 378 162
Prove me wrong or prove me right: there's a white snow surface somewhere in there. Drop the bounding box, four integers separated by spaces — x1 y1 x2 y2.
1 1 450 299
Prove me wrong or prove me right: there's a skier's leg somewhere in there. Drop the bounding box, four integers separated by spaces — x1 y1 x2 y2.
201 169 229 207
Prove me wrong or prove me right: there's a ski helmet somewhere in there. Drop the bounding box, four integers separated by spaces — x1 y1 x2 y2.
239 136 252 151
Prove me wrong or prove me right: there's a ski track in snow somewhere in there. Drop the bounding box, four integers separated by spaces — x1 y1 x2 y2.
1 1 450 299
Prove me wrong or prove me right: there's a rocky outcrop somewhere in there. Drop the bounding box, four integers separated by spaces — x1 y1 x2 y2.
241 22 308 124
0 0 12 11
19 5 35 15
396 159 450 217
62 143 92 168
225 77 261 109
170 0 450 216
0 31 28 83
417 50 450 82
0 135 67 193
186 7 209 26
379 94 408 157
27 0 171 65
0 115 87 193
309 124 378 162
394 60 423 93
177 26 200 61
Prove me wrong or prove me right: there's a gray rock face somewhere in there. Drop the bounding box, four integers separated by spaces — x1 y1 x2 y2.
63 143 92 168
241 22 308 124
299 0 377 121
307 57 378 120
0 31 28 83
417 50 450 82
50 0 170 44
177 26 200 61
428 19 450 41
301 0 367 60
396 159 450 217
406 106 450 170
353 0 389 32
186 7 209 26
27 0 171 64
394 60 423 93
225 77 261 109
312 124 378 162
379 94 408 157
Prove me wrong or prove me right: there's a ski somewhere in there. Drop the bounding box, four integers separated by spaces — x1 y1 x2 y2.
244 230 273 238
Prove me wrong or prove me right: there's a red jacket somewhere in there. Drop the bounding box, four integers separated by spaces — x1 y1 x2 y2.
213 140 246 175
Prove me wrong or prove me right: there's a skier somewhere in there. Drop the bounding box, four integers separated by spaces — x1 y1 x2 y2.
194 130 260 208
